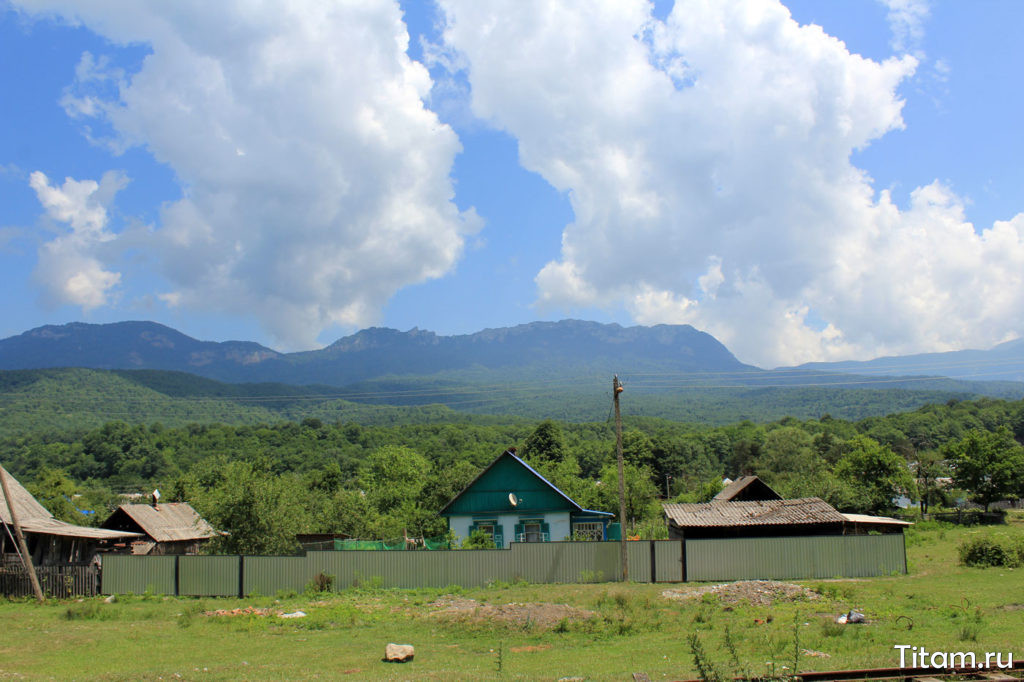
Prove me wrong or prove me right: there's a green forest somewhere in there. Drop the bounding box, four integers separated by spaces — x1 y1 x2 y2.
4 392 1024 555
2 367 1022 441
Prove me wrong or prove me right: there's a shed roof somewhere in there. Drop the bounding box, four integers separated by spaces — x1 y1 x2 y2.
713 475 782 502
840 513 912 527
663 498 846 528
2 466 141 540
107 503 216 542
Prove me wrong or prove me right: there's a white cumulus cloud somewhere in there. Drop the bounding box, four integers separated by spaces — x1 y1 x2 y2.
15 0 477 349
438 0 1024 367
29 170 126 309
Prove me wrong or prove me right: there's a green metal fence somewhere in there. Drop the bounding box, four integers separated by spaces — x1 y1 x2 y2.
100 535 906 596
102 555 176 595
685 534 907 581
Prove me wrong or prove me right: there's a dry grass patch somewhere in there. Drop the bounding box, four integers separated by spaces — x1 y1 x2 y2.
662 580 822 606
426 596 596 629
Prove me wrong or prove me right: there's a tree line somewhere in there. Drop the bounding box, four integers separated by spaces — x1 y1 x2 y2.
4 396 1023 554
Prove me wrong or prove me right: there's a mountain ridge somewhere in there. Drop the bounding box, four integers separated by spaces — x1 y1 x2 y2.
0 319 752 385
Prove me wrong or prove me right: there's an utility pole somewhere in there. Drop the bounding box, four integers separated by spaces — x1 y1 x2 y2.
613 375 628 582
1 466 44 603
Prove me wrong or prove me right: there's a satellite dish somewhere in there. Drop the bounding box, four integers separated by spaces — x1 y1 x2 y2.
508 493 519 507
152 489 161 501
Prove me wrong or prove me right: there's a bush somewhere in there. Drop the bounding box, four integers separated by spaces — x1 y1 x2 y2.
958 536 1010 567
461 529 497 549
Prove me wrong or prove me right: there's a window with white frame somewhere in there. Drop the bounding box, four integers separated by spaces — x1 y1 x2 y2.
572 522 604 541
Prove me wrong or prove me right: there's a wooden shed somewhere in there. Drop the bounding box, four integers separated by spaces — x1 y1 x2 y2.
664 476 911 540
664 497 848 540
101 500 217 555
1 465 141 566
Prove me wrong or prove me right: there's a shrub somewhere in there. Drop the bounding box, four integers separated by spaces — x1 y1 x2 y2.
958 536 1010 567
462 529 497 549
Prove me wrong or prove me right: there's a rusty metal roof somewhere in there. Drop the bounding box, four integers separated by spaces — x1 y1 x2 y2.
663 498 847 528
2 466 142 540
111 503 216 543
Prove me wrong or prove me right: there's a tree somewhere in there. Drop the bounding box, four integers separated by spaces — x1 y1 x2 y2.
182 459 312 555
522 420 565 463
834 436 913 514
944 428 1024 512
27 468 82 523
586 462 660 526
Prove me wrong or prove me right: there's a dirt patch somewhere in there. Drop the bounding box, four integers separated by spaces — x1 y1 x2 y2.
427 597 596 629
203 606 275 617
510 644 553 653
661 580 821 606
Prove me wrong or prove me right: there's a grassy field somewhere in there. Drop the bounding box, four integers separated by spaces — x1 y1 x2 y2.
2 514 1022 681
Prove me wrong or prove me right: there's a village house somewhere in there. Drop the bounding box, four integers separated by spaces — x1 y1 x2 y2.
101 493 217 555
440 448 615 548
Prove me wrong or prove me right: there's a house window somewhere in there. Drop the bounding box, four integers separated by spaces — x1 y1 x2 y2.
469 520 503 547
514 519 549 542
572 522 604 541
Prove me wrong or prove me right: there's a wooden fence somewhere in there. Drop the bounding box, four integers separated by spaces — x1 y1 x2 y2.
0 564 99 598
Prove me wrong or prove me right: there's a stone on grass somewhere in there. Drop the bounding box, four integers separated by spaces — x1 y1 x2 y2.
384 643 415 663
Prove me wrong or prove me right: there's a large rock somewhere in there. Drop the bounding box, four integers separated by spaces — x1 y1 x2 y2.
384 643 415 663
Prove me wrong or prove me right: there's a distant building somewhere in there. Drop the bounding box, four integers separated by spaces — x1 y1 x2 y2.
440 448 614 548
1 465 141 566
101 496 217 555
713 475 783 502
664 475 910 539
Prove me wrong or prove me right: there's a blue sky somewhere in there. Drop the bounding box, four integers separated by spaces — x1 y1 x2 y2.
1 0 1022 368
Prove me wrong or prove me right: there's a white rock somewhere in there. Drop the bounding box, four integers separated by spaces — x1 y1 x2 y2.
385 643 415 663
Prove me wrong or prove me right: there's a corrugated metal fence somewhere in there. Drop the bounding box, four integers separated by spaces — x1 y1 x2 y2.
685 534 907 582
100 535 906 596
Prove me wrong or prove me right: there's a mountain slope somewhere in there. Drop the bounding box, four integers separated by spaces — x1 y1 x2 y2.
789 338 1024 383
0 320 753 384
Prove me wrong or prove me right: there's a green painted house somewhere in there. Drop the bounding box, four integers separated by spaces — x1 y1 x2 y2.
440 448 614 548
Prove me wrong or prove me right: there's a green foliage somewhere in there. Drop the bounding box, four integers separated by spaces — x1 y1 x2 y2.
522 419 565 463
181 458 310 555
462 528 497 549
958 534 1024 568
306 572 335 596
834 436 914 513
944 427 1024 511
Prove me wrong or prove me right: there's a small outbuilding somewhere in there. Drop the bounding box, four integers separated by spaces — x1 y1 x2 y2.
1 465 141 566
713 475 782 502
440 448 614 548
664 476 911 539
101 496 216 555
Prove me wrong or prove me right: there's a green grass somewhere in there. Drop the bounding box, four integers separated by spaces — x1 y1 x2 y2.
2 514 1022 680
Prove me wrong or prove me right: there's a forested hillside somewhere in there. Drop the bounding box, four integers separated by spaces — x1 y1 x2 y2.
6 396 1023 555
2 367 1020 440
